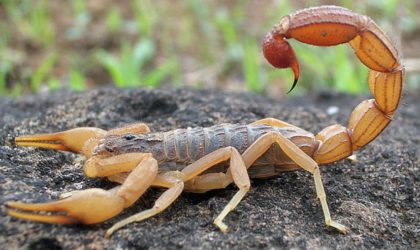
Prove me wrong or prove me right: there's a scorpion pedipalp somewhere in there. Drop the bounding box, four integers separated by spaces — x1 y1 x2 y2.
6 188 125 225
15 127 107 157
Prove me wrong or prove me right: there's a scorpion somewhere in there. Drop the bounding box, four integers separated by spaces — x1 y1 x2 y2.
6 6 403 238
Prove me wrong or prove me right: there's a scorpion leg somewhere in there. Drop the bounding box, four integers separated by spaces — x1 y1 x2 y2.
181 147 250 232
105 172 184 238
7 153 158 226
107 173 129 184
184 172 232 193
241 131 348 234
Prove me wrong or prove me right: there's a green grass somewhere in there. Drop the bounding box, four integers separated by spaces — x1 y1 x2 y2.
4 0 55 47
95 39 178 88
30 53 57 93
0 0 418 96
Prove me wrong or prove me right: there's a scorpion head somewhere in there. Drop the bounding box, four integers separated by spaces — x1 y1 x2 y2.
94 133 162 156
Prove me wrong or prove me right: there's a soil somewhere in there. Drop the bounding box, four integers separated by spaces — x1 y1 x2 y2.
0 87 418 249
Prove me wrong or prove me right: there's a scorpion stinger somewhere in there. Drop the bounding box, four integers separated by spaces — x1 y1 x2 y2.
263 28 300 93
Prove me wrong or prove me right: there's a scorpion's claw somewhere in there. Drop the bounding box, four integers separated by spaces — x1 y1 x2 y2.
15 127 106 157
6 188 125 225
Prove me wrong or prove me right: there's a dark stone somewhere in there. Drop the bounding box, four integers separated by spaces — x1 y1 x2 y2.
27 238 62 250
1 87 418 249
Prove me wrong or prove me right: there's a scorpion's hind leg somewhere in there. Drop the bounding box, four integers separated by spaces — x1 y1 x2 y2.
181 147 251 232
7 153 158 227
241 131 348 234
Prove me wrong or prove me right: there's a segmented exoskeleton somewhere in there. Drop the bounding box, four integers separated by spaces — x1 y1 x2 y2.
98 123 317 176
7 6 404 238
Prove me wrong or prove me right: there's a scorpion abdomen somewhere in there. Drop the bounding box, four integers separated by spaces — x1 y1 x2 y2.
161 124 318 173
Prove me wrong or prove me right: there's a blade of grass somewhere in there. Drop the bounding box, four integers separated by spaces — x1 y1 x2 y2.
0 62 11 95
30 53 57 92
96 50 124 87
106 8 123 32
242 38 263 93
69 69 86 91
143 58 177 87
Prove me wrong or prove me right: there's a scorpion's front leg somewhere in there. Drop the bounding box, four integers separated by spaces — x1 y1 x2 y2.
7 153 158 226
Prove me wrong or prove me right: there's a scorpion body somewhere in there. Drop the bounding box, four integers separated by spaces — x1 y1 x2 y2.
7 6 404 238
99 123 318 178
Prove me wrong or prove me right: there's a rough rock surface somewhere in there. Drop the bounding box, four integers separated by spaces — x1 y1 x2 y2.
0 88 418 249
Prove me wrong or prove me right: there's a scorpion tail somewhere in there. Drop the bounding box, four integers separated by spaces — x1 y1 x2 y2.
263 32 300 93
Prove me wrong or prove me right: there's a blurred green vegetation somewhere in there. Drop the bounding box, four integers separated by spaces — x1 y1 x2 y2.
0 0 418 97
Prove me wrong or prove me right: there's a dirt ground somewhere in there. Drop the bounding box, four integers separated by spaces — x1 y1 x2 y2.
0 87 418 249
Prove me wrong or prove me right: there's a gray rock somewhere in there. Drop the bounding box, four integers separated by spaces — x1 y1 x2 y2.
0 88 418 249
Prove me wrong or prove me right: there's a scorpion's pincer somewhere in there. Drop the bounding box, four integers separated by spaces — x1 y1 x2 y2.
6 188 125 225
15 127 107 157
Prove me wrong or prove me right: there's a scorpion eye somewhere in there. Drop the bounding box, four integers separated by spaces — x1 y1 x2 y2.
124 134 135 141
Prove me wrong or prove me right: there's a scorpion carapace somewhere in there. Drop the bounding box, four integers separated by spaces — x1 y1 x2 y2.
7 6 403 238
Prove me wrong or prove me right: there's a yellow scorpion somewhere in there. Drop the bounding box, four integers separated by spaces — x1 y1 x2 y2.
7 6 403 237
